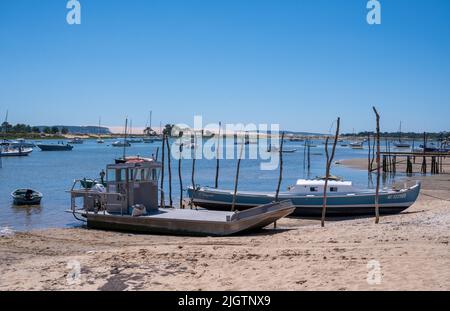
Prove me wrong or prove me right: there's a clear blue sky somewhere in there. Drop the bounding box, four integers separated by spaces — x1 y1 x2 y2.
0 0 449 133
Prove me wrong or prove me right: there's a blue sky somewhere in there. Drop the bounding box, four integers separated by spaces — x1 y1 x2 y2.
0 0 449 133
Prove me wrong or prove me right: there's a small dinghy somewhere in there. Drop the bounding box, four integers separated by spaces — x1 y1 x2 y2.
69 157 294 236
11 189 43 205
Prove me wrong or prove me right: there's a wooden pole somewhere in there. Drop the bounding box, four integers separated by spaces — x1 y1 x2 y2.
178 142 183 208
367 133 371 171
166 135 173 207
321 118 340 227
123 117 128 160
231 137 245 212
160 134 165 208
275 132 285 202
190 134 197 209
373 107 381 224
215 122 221 188
155 147 160 161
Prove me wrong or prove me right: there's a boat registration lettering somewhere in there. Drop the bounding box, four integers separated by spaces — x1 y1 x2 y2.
388 193 407 200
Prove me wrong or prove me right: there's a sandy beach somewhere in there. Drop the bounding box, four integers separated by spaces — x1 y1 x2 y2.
1 164 449 291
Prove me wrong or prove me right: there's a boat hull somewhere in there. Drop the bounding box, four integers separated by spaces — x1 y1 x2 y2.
187 183 421 217
37 144 73 151
79 201 295 236
0 148 33 157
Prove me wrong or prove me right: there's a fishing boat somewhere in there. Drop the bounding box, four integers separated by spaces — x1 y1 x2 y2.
267 146 297 153
349 141 364 149
36 143 73 151
68 138 83 144
187 178 421 217
0 146 33 156
112 140 131 147
11 189 43 205
68 157 295 236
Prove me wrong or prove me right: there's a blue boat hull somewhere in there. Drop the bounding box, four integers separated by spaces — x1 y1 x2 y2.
187 183 421 217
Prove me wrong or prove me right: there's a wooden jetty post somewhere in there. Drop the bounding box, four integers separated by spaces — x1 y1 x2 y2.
215 121 221 188
165 135 173 207
231 136 245 212
160 134 166 208
321 118 340 228
373 107 381 224
178 141 183 209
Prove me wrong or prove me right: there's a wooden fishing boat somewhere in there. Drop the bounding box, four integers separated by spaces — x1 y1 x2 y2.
11 189 43 205
188 178 421 217
69 157 295 236
37 143 73 151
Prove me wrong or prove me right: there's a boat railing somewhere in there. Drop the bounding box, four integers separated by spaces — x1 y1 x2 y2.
69 179 126 215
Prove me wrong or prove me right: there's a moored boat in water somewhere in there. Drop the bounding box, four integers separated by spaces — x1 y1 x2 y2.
0 146 33 157
36 143 73 151
187 178 421 217
11 189 43 205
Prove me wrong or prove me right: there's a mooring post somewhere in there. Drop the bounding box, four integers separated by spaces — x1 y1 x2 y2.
367 133 371 171
373 107 381 224
178 141 183 209
160 134 166 208
166 135 173 207
190 134 197 209
215 121 221 188
231 136 245 212
321 118 340 228
274 132 285 229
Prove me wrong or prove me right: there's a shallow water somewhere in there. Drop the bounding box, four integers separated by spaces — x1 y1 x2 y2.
0 138 418 231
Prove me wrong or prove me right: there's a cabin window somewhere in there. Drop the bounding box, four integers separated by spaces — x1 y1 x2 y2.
330 187 338 192
310 187 318 192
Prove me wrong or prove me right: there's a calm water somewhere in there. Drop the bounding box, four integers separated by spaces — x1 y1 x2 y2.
0 139 413 231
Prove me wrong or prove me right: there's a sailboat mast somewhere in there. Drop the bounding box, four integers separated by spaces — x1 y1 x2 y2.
123 118 128 159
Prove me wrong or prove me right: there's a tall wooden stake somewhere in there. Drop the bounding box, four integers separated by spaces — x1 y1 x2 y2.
178 142 183 208
321 118 340 227
373 107 381 224
166 135 173 207
231 137 245 212
367 133 371 171
160 134 165 208
215 122 221 188
275 132 285 201
190 134 197 209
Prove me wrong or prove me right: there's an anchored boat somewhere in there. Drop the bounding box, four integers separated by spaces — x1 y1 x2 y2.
12 189 43 205
0 146 33 157
69 157 294 236
37 143 73 151
188 178 421 217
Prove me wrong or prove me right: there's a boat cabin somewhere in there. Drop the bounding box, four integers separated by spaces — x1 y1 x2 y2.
288 179 355 194
70 157 161 214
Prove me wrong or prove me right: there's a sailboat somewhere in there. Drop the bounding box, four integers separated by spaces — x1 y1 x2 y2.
393 121 410 148
97 117 104 144
127 120 143 143
349 129 364 149
112 118 131 147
